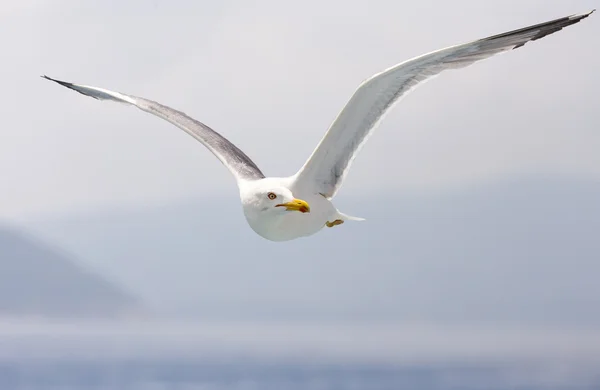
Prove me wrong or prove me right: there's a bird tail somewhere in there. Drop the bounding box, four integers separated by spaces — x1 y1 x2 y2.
338 211 366 222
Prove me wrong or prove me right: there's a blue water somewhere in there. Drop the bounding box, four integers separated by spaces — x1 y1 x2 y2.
1 358 598 390
2 320 599 389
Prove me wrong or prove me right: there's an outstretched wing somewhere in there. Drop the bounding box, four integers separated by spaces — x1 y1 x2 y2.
42 76 265 182
292 10 594 198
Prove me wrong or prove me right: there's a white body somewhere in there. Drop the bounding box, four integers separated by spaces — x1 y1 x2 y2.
42 10 594 241
240 177 343 241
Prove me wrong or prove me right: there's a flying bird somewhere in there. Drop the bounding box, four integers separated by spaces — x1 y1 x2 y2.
43 10 594 241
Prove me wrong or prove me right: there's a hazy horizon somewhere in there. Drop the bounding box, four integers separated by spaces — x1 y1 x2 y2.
8 175 596 328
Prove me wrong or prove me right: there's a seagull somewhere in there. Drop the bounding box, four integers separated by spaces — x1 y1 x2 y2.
43 10 594 241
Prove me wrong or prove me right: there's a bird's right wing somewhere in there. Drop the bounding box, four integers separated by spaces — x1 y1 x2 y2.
291 10 594 199
42 76 266 183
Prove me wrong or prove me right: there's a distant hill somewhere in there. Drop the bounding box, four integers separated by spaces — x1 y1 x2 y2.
28 176 600 325
0 226 141 318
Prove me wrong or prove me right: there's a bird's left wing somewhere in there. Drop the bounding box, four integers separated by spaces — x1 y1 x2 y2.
42 76 266 183
291 10 594 198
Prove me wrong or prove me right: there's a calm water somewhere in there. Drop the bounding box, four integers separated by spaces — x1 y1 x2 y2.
1 358 599 390
1 319 599 389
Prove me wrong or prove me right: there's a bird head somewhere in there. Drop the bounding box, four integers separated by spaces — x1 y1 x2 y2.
239 179 311 239
242 185 310 216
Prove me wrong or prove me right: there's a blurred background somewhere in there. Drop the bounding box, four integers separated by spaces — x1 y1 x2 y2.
1 0 599 388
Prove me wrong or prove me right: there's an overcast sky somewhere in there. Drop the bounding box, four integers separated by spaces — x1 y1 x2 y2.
0 0 598 222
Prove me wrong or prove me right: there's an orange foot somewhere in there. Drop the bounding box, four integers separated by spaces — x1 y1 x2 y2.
325 219 344 228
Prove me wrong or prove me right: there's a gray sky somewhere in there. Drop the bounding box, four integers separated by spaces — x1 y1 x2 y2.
1 0 598 221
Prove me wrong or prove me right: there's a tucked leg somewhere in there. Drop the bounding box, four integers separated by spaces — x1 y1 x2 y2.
325 219 344 228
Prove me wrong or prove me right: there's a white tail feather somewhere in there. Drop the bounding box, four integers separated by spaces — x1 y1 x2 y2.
338 212 365 221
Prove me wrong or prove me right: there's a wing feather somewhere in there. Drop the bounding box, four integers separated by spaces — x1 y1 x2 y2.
42 76 265 183
292 10 594 198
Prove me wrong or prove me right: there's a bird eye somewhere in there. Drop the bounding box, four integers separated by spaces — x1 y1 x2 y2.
267 192 277 200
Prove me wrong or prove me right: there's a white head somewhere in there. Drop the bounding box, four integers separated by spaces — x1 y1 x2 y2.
239 178 310 240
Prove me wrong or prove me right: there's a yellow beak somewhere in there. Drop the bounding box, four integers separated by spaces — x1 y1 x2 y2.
275 199 310 213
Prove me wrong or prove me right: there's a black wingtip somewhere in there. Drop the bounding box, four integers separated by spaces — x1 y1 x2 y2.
41 75 60 82
479 10 595 51
40 75 100 100
41 74 69 87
